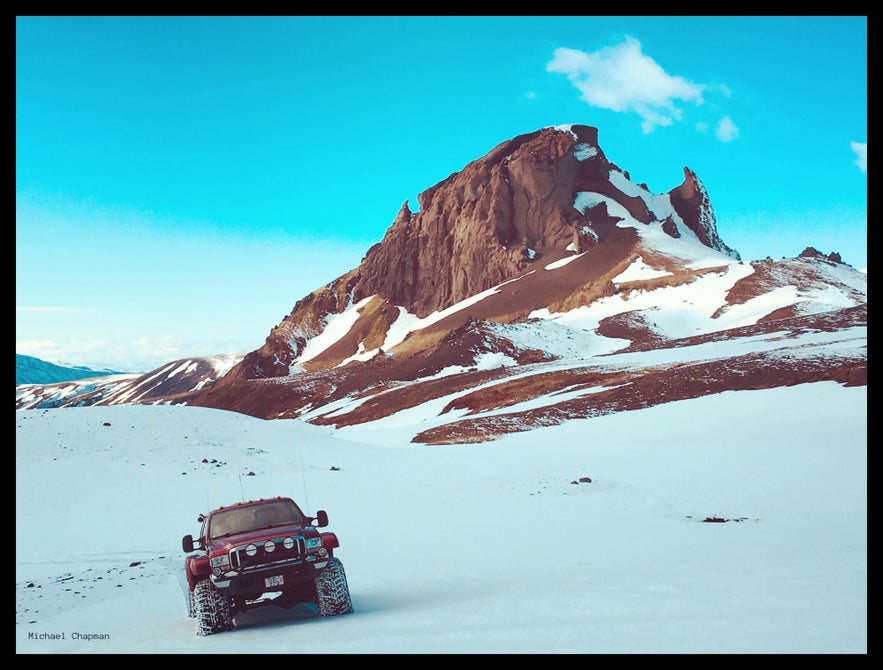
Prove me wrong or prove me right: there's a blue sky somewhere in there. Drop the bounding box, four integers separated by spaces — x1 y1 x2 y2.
16 16 867 373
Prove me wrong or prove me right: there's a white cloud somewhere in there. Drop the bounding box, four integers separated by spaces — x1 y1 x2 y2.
547 37 704 133
131 336 182 360
851 141 867 173
716 115 739 142
16 338 131 368
16 340 62 360
20 336 184 372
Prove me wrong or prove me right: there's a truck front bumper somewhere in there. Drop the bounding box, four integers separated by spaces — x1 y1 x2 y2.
211 557 329 597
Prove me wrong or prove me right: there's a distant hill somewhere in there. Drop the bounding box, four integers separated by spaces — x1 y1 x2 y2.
16 354 124 385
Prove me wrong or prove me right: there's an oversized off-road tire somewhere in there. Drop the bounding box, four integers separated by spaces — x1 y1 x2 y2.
187 589 195 618
193 579 234 636
315 557 353 617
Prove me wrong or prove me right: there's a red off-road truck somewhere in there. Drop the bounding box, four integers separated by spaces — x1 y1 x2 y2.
182 496 353 636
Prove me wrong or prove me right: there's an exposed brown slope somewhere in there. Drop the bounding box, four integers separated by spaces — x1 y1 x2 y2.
391 224 640 356
413 348 866 445
184 298 865 431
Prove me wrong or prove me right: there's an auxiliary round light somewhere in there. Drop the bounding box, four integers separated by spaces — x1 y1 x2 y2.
283 537 295 550
245 544 257 557
264 540 276 553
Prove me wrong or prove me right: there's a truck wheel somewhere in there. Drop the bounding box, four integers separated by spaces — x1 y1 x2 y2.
193 579 234 636
187 589 195 618
315 557 354 617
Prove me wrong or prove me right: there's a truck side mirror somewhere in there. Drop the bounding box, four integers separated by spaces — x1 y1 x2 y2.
314 510 329 527
182 534 195 553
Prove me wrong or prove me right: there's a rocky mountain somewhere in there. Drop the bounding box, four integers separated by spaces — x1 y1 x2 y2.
222 125 740 384
15 124 867 444
16 353 243 409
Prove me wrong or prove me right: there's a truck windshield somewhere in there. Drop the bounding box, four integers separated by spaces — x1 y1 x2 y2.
209 500 304 539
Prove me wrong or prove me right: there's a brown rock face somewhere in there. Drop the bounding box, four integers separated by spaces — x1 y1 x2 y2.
352 125 608 317
799 247 844 264
224 124 736 384
222 270 359 384
667 167 740 260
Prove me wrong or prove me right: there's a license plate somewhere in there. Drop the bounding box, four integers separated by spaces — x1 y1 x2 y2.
265 575 284 588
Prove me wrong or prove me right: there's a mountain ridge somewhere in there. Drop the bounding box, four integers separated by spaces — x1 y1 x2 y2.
15 124 867 444
15 354 126 386
224 124 741 385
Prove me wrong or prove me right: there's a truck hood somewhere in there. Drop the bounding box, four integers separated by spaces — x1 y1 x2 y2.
209 524 320 552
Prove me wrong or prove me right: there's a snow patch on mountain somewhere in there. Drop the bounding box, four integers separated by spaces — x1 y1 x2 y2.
418 351 519 383
296 296 374 365
551 123 580 140
545 252 587 270
292 274 536 367
532 262 756 340
487 321 604 361
336 342 377 367
574 143 598 160
581 168 741 269
381 275 531 351
613 256 672 282
203 353 245 377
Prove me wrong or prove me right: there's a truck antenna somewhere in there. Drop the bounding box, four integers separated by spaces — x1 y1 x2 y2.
299 447 311 515
239 473 245 502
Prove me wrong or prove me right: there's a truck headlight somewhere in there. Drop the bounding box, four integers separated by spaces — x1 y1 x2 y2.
210 555 230 570
305 537 322 553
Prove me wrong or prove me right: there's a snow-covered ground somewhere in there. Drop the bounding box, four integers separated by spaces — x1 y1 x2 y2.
15 381 867 654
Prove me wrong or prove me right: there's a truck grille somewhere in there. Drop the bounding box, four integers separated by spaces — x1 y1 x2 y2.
229 536 305 571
